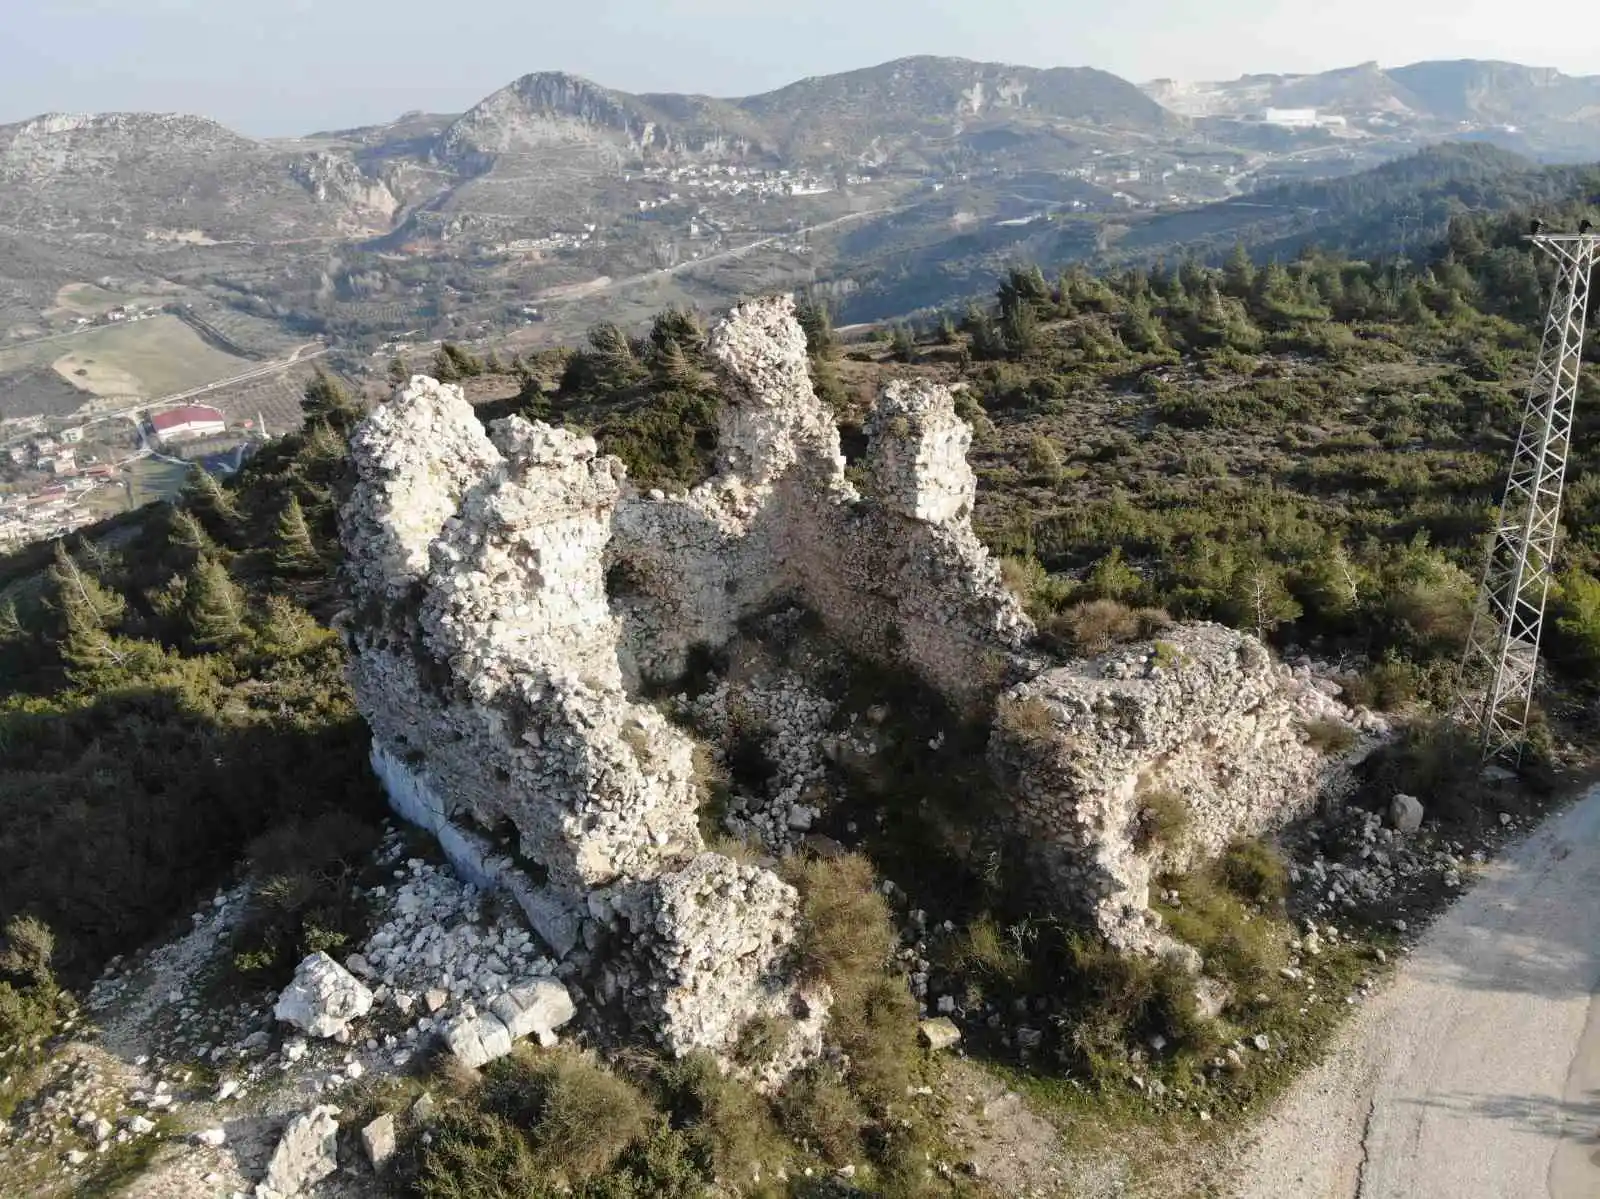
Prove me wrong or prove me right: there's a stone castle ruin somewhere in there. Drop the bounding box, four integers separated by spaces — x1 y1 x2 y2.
336 295 1377 1064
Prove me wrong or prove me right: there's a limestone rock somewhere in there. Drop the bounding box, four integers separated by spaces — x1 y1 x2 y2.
194 1127 227 1147
274 952 373 1038
989 624 1370 948
488 979 576 1044
919 1017 962 1051
1390 793 1425 836
360 1113 396 1171
442 1009 514 1069
261 1105 339 1198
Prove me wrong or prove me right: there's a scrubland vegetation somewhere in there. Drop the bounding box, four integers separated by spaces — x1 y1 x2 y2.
5 177 1600 1194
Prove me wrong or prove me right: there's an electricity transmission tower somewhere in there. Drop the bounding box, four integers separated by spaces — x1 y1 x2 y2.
1455 224 1600 763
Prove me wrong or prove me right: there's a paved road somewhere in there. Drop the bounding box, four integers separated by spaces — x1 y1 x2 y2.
1233 787 1600 1198
535 207 900 302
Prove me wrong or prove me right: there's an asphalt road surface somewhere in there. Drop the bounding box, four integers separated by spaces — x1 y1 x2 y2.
1232 786 1600 1198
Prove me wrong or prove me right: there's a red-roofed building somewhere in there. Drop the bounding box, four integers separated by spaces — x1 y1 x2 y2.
150 405 226 444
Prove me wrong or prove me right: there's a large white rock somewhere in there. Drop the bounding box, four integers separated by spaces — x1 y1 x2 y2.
274 952 374 1038
488 979 576 1044
441 1010 514 1069
360 1113 396 1171
260 1105 339 1197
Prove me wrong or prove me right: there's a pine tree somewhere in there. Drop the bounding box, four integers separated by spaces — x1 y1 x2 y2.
45 542 136 683
1000 299 1038 358
1223 244 1256 299
650 337 701 389
586 322 642 391
254 595 328 658
890 323 917 363
272 496 322 577
186 556 248 651
165 507 218 563
387 356 411 385
301 420 347 466
431 349 461 382
0 597 25 647
183 467 241 539
47 541 125 632
794 294 836 357
301 369 363 434
146 574 190 623
649 307 705 359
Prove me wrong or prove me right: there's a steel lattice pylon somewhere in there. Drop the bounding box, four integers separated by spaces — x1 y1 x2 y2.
1455 232 1600 763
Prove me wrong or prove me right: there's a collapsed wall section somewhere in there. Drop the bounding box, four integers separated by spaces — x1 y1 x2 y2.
990 623 1369 949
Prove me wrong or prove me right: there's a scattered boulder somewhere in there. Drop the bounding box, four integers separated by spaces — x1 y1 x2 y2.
194 1127 227 1147
274 952 373 1039
488 979 575 1045
1390 793 1425 836
442 1009 514 1069
410 1092 437 1125
260 1105 339 1198
919 1017 962 1051
1193 977 1230 1021
360 1113 396 1171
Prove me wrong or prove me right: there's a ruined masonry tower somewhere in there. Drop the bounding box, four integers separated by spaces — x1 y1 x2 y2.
337 295 1374 1059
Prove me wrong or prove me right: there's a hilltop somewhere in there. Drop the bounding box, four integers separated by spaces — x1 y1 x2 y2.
1145 58 1600 160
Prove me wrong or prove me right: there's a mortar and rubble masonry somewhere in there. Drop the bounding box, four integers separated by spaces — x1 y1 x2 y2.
335 293 1384 1067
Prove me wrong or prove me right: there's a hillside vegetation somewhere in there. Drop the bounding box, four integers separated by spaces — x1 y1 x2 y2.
5 172 1600 1195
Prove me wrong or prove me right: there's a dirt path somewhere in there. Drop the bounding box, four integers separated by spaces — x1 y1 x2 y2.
1229 785 1600 1198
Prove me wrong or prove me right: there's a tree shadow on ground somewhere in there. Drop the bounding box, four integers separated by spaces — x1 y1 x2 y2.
1400 1089 1600 1143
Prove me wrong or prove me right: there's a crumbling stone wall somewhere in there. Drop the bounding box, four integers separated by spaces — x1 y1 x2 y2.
339 294 1378 1060
990 624 1375 949
339 382 816 1067
608 297 1032 709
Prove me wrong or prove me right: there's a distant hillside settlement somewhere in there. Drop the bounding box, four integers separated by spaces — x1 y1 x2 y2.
0 402 245 552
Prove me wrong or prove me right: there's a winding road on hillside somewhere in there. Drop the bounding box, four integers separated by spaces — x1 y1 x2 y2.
1231 786 1600 1198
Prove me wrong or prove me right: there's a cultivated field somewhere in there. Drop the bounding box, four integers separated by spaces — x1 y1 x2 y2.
42 316 253 399
47 280 179 319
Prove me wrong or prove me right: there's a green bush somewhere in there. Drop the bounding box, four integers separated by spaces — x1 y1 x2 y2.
654 1052 790 1187
1300 717 1359 754
1216 838 1289 907
1132 789 1190 855
776 1066 865 1166
229 812 382 987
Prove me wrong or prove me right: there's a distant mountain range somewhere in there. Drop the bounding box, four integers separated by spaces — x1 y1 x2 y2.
1145 59 1600 158
3 53 1600 349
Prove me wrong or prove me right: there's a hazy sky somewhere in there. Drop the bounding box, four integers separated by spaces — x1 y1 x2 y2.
3 0 1597 136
